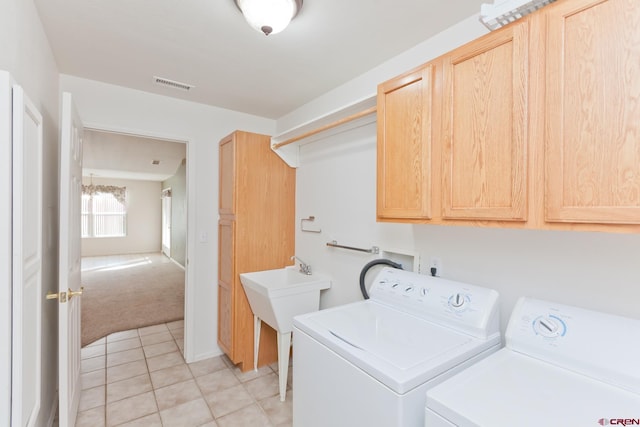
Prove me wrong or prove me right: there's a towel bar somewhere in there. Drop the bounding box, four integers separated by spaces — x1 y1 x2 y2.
326 240 379 254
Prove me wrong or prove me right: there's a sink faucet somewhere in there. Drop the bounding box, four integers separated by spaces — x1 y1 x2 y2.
291 255 312 275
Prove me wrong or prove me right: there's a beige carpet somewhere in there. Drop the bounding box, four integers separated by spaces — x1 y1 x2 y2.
81 253 184 347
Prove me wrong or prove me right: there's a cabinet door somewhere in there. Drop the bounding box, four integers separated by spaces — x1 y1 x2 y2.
546 0 640 224
219 135 236 216
217 219 234 358
441 21 528 221
377 65 433 219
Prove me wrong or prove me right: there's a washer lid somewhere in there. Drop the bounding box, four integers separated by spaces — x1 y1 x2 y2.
426 348 640 427
294 300 500 394
316 303 469 369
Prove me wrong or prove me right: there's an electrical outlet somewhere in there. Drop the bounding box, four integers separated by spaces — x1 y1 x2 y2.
429 257 443 277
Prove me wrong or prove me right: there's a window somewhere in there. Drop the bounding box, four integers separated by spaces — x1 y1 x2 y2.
82 185 127 238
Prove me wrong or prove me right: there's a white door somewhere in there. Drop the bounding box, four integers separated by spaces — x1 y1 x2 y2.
162 189 171 257
57 92 84 427
1 70 13 427
11 85 43 427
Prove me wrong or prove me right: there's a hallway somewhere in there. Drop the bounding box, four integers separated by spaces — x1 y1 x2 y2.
77 321 293 426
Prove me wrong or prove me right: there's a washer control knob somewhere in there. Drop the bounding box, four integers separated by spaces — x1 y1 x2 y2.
404 286 414 293
533 316 565 338
449 293 468 310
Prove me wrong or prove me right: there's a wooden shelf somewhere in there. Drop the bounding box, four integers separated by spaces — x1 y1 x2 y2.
271 96 376 167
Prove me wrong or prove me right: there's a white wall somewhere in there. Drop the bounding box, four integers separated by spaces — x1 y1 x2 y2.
290 16 640 335
81 177 162 257
60 74 276 362
0 0 61 425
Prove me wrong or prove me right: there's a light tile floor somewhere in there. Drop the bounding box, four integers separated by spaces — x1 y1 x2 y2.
77 320 293 427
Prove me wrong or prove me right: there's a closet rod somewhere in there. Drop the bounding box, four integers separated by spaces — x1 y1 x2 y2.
272 105 377 150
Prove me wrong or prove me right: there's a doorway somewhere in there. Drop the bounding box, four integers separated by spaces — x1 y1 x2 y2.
80 129 188 346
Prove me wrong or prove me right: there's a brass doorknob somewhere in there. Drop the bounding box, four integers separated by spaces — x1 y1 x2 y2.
46 286 84 303
68 287 84 300
46 291 67 303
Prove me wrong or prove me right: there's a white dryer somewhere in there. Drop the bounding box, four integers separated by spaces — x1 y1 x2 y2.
292 267 501 427
425 297 640 426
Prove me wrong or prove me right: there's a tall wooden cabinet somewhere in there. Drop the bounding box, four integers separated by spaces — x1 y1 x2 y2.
217 131 295 372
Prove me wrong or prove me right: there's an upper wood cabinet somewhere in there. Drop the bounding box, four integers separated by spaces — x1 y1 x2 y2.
377 0 640 232
441 20 529 221
377 64 434 220
545 0 640 224
217 130 295 372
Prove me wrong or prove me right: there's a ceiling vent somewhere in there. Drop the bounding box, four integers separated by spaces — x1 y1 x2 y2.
480 0 557 30
153 76 194 92
152 160 160 165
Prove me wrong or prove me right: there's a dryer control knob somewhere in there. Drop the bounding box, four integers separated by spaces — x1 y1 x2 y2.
533 316 565 338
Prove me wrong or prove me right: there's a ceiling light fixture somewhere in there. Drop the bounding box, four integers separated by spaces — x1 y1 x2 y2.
234 0 303 36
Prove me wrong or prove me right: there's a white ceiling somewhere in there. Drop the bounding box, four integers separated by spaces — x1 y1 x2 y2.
34 0 487 119
83 130 186 182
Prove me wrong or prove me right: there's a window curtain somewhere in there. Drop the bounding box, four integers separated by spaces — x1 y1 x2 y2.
82 184 127 205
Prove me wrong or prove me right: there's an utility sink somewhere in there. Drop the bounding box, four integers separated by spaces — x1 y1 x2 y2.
240 266 331 333
240 266 331 401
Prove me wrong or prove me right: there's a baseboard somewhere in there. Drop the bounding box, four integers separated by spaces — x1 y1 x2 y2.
189 349 224 364
169 256 185 271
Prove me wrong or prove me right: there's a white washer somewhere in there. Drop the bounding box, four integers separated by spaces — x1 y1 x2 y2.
292 267 501 427
425 297 640 426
